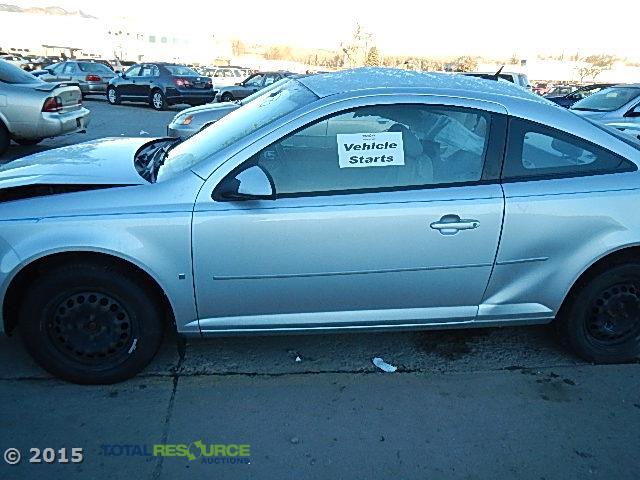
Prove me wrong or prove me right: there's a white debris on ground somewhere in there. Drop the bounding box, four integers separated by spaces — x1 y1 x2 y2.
295 356 302 362
139 130 149 135
372 357 397 373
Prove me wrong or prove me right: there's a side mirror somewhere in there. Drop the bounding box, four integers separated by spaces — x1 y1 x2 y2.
625 104 640 118
215 165 275 201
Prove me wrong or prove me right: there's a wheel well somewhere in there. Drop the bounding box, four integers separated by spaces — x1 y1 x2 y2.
3 252 176 335
559 245 640 314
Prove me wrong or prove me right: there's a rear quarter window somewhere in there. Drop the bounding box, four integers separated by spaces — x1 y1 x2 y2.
503 118 637 181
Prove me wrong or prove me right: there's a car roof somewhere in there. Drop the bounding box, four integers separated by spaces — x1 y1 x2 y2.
298 67 545 105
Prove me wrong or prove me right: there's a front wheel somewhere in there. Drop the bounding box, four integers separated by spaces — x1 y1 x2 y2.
19 262 165 384
220 92 234 102
558 262 640 363
150 90 167 110
107 87 120 105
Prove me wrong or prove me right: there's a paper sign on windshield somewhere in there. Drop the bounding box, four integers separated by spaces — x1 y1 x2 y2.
337 132 404 168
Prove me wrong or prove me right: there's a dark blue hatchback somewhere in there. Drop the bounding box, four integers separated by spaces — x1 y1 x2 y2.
106 62 215 110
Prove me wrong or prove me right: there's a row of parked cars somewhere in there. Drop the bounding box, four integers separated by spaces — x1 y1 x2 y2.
28 59 292 110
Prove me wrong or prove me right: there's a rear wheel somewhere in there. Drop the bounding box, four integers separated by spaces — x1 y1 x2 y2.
107 87 120 105
221 92 234 102
150 90 167 111
558 262 640 363
0 123 9 156
19 262 165 384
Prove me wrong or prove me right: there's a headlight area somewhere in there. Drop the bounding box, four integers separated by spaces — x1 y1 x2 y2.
172 114 193 126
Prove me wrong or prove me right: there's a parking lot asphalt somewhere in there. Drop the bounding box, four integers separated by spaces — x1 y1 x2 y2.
1 98 639 479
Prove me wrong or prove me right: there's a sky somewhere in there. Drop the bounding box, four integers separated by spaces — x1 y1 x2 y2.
9 0 640 59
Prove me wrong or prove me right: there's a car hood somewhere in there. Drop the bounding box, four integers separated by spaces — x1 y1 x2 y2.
179 102 239 117
0 137 153 189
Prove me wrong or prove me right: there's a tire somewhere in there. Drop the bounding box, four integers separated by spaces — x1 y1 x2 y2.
150 90 167 111
107 87 120 105
19 262 165 384
558 262 640 363
15 138 42 146
0 123 9 156
220 92 234 102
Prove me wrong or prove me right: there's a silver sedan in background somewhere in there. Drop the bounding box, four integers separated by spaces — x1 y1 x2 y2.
32 60 116 97
1 68 639 384
167 76 301 138
571 84 640 130
0 59 90 155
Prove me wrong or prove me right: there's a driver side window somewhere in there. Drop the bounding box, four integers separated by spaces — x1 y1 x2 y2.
244 74 264 87
125 65 141 76
250 104 491 197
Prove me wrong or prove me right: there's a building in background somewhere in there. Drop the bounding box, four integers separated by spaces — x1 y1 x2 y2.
0 4 232 65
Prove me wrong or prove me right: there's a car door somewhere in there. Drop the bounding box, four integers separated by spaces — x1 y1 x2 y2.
40 62 65 82
119 65 142 98
238 73 264 98
136 64 157 98
58 62 77 81
192 100 506 331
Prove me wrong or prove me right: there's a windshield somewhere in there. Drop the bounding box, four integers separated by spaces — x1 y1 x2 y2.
157 80 317 181
0 59 40 84
571 87 640 112
165 65 199 76
78 62 113 74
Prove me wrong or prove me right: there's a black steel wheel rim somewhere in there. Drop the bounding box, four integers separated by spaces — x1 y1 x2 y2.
46 291 134 365
586 282 640 345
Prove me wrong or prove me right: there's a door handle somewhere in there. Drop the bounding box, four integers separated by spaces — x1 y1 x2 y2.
430 215 480 235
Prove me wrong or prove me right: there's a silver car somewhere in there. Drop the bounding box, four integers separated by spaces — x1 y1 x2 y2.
571 84 640 129
33 60 116 96
1 68 639 384
0 60 90 155
167 76 300 138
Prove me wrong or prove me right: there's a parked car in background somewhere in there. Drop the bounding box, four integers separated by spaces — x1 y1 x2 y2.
0 54 32 71
32 61 116 97
167 76 302 138
215 71 293 102
1 68 640 383
107 63 215 110
571 85 640 128
76 58 114 71
605 122 640 141
545 85 577 97
546 83 614 108
200 66 246 89
532 82 553 95
460 71 531 89
0 59 90 155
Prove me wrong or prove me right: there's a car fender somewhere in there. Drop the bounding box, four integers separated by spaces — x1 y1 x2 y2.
0 214 199 335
